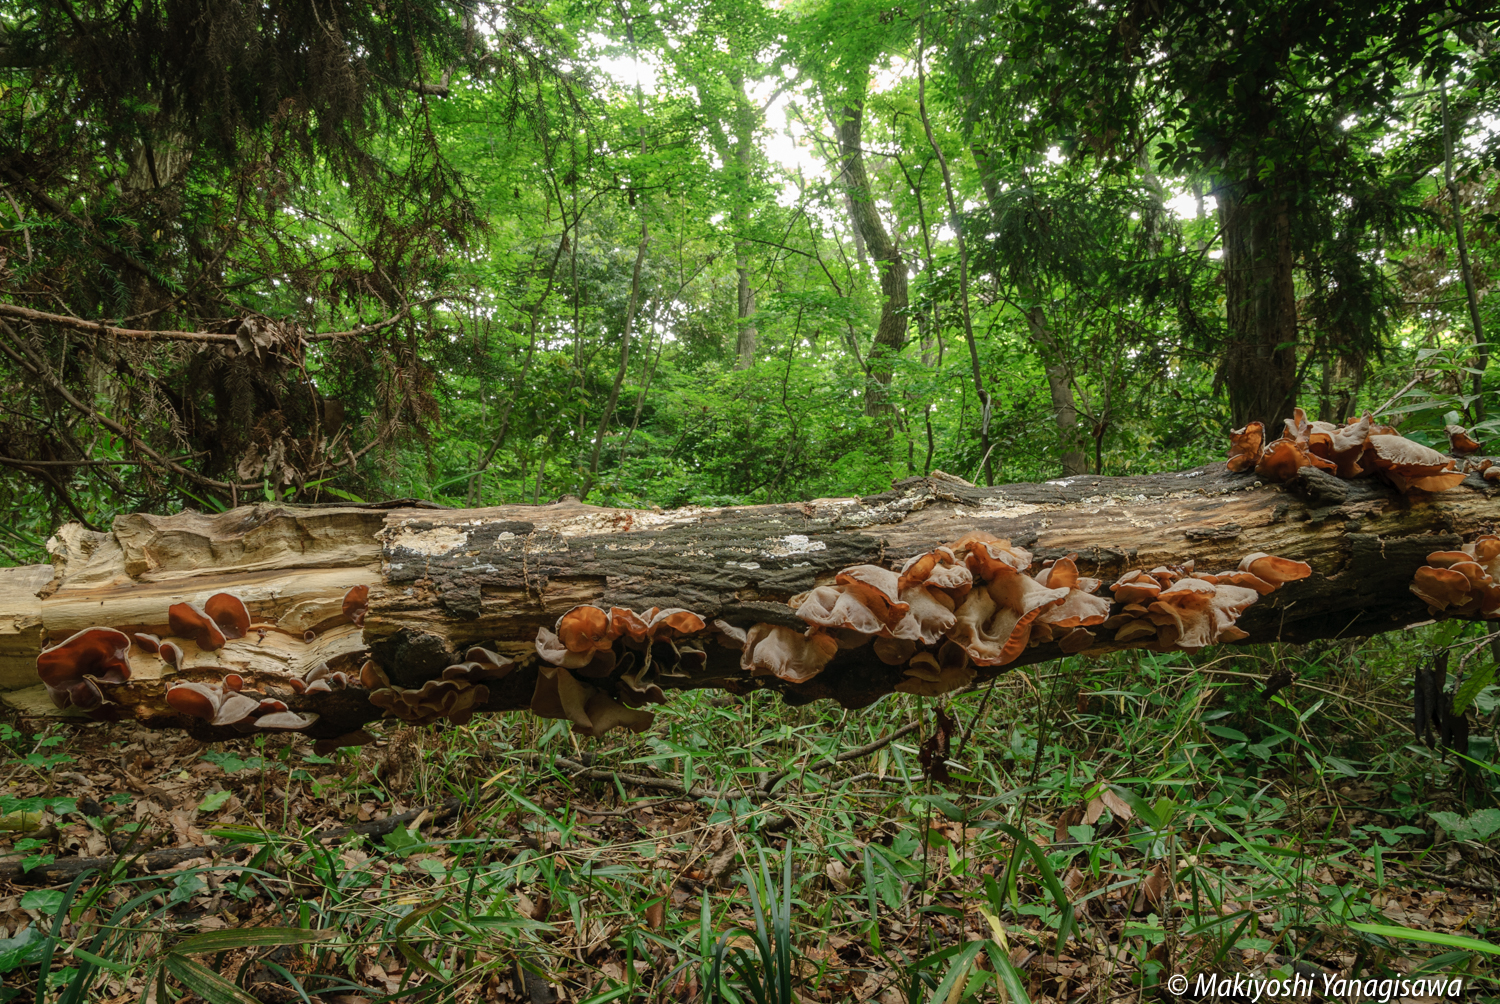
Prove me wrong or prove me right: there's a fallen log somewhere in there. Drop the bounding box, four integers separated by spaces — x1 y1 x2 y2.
1 463 1496 747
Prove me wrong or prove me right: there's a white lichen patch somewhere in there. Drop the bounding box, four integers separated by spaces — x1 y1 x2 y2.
759 533 828 558
389 526 469 555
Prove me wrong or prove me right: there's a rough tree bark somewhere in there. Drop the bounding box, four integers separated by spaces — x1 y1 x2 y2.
1216 181 1300 431
831 100 908 417
4 465 1498 743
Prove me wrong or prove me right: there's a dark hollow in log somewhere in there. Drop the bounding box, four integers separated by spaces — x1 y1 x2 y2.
3 464 1496 744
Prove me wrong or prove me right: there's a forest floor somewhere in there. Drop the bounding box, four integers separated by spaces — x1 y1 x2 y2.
0 634 1495 1004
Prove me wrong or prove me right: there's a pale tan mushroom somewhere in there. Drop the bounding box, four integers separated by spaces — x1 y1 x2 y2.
740 624 838 683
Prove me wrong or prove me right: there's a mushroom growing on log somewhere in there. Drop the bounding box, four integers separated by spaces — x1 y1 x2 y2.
0 457 1496 747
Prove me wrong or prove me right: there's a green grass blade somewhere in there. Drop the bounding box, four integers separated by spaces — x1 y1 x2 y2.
926 940 983 1004
163 953 263 1004
1347 922 1500 956
174 927 337 954
983 942 1032 1004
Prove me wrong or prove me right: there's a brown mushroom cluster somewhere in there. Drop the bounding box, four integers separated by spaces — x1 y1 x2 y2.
1411 535 1500 618
167 677 316 730
530 605 707 737
33 586 374 741
761 535 1312 697
1225 408 1474 492
363 648 514 727
1102 553 1309 649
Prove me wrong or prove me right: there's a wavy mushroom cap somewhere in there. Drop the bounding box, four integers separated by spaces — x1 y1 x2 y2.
645 608 707 641
165 681 220 721
956 536 1034 583
896 649 976 696
132 632 161 654
1314 414 1373 477
741 624 837 684
1147 579 1260 651
343 585 370 625
159 641 184 669
37 627 133 699
531 666 595 728
1384 469 1468 493
834 565 908 627
359 660 391 690
1445 561 1492 593
1446 425 1482 455
555 605 613 654
256 710 318 730
793 585 886 635
204 593 251 640
214 692 262 726
711 619 748 649
576 693 655 738
896 584 957 644
1226 421 1265 472
1205 570 1277 595
168 602 227 651
1036 587 1112 628
1472 535 1500 569
1110 570 1162 604
1366 434 1456 477
950 574 1067 667
1411 566 1471 610
1256 440 1332 482
898 547 972 594
535 626 595 669
1237 553 1312 585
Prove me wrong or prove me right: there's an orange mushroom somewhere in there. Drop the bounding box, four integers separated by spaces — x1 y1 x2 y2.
1145 579 1260 651
1226 421 1265 472
1366 434 1465 492
1034 556 1111 631
896 642 975 696
555 605 614 655
1446 425 1482 455
1110 570 1162 605
1410 565 1472 611
1237 553 1312 585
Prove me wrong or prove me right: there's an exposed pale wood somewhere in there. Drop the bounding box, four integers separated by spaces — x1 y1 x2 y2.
0 565 49 689
1 465 1496 739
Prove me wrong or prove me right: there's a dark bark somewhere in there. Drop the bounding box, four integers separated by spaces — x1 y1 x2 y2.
1216 181 1300 430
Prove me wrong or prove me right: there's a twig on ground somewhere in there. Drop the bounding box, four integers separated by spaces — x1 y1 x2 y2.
761 720 922 793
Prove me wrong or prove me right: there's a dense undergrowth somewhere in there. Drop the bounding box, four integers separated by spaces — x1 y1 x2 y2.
0 624 1495 1003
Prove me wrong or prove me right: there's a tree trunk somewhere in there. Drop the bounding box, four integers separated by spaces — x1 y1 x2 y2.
731 76 759 371
736 257 757 370
831 101 908 417
4 465 1497 743
1025 305 1089 476
1216 181 1300 430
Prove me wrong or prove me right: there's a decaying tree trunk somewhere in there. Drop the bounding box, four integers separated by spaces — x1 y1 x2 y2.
2 464 1496 745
